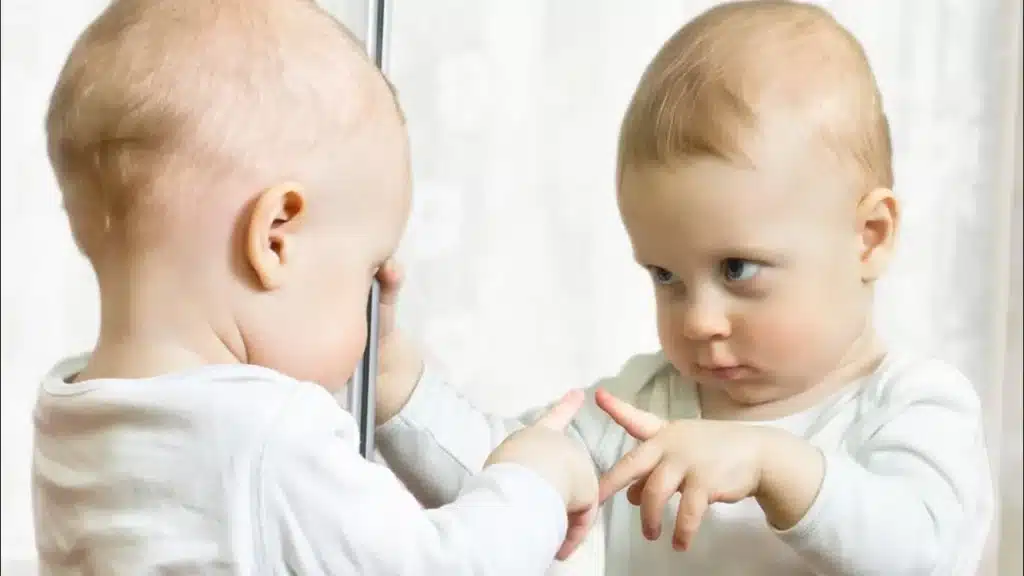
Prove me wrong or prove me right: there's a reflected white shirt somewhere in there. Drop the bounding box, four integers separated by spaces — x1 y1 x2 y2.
377 349 993 576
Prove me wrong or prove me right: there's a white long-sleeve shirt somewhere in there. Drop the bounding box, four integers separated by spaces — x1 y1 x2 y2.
377 349 994 576
32 356 570 575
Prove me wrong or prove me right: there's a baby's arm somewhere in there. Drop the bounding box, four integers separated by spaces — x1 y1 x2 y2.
375 367 596 508
260 385 572 576
767 364 993 575
375 354 663 508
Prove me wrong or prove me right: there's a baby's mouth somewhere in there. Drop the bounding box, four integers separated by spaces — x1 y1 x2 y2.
695 363 755 381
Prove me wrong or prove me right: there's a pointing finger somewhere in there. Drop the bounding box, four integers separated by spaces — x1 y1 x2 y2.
595 388 664 440
534 389 585 431
376 260 404 304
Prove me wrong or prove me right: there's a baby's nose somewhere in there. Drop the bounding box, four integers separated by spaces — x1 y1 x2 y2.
677 297 731 342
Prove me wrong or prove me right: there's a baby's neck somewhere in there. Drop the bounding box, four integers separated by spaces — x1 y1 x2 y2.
77 260 244 382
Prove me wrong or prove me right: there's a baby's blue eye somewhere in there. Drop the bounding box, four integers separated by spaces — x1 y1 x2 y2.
648 266 677 285
721 258 760 282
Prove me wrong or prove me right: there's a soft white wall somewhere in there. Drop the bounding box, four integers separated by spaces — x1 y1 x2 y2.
2 2 107 571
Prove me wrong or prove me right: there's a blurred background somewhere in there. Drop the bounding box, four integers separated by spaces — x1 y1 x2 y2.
2 0 1021 574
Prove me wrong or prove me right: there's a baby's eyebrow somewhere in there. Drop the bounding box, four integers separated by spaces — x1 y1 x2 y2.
633 245 789 270
710 246 788 264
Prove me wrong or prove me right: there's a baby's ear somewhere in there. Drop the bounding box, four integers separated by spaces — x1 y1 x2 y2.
246 182 307 290
856 187 899 282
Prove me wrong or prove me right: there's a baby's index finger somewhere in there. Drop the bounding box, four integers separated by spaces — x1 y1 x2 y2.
380 259 403 280
377 260 402 282
534 389 585 431
595 388 664 440
375 261 404 302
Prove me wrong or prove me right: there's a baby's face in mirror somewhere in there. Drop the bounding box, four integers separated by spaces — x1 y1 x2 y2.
618 151 870 407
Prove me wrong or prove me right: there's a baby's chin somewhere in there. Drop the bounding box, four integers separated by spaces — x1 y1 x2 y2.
696 368 851 421
713 378 790 407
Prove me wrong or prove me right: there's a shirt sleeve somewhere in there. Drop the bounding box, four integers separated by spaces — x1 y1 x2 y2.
258 385 570 576
375 354 666 508
775 361 994 576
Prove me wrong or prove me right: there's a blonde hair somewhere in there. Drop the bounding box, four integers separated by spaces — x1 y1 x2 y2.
619 0 892 194
46 0 398 261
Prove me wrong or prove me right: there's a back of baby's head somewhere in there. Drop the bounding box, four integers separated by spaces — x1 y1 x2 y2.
47 0 397 267
620 0 892 197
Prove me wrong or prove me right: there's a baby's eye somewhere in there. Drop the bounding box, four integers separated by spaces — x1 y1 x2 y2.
648 266 677 285
721 258 761 282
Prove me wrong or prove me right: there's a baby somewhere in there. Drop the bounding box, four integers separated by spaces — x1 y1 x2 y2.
32 0 599 574
375 2 994 575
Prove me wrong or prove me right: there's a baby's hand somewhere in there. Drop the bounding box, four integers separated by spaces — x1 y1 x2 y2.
485 390 599 560
595 389 770 551
373 261 425 424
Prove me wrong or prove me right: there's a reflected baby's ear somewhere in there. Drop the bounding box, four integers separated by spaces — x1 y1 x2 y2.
856 187 899 282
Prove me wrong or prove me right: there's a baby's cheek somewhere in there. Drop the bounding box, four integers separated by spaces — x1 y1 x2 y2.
311 308 367 391
740 306 824 369
656 305 689 364
298 268 371 388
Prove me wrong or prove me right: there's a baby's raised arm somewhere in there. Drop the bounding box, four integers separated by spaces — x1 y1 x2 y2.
375 352 667 508
265 385 597 574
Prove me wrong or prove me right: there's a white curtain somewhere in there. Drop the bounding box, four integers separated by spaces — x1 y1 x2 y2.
1 1 1020 574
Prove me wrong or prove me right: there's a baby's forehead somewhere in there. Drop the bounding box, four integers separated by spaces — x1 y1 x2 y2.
619 159 852 258
623 138 852 205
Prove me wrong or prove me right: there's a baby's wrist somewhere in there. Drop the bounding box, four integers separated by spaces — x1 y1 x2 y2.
753 429 825 530
375 337 424 425
752 428 786 498
391 338 424 386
